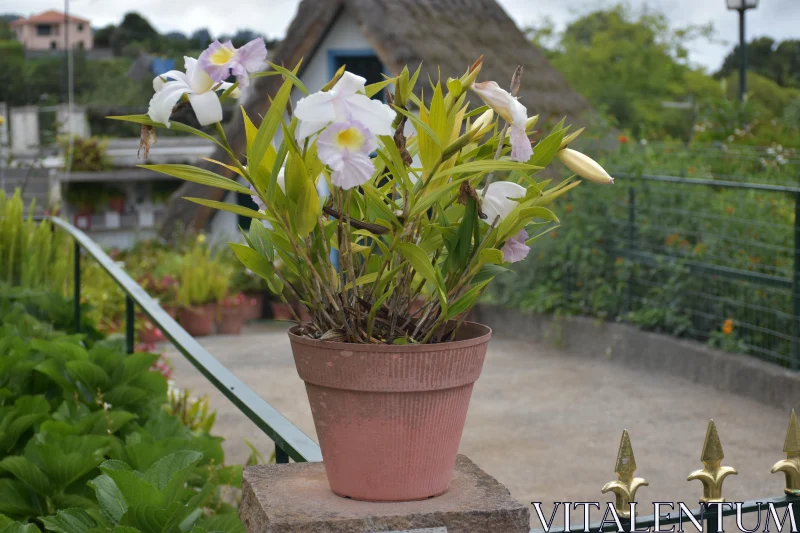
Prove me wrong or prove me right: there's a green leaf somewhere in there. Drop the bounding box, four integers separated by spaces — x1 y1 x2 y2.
196 512 245 533
89 474 126 525
252 76 295 194
472 264 510 284
530 128 566 168
183 198 271 220
365 77 396 98
0 479 46 517
40 509 98 533
106 115 224 150
434 160 541 178
0 456 51 496
293 179 321 237
397 243 448 311
138 165 252 195
266 62 308 95
142 451 202 492
116 353 159 386
65 361 110 392
391 106 442 148
228 244 282 294
445 280 490 320
479 248 504 265
0 523 41 533
408 175 472 218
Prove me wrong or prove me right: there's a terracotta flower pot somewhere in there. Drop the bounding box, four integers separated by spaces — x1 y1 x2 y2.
242 292 264 321
288 322 491 502
270 301 294 321
138 319 164 344
217 306 244 335
177 304 216 337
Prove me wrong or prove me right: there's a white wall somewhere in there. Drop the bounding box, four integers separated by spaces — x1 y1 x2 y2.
291 8 375 105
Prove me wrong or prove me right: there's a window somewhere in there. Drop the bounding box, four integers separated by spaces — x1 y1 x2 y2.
77 23 83 32
50 41 57 50
329 50 386 102
36 24 52 36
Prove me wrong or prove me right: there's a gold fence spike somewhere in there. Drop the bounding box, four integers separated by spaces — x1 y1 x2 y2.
602 430 648 518
771 410 800 495
687 420 738 503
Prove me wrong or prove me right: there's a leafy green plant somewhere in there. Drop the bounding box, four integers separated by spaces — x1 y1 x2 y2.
176 240 231 308
0 292 244 533
59 136 112 173
0 190 73 296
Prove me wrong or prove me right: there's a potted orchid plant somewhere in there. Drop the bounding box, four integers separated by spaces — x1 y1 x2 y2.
111 38 614 502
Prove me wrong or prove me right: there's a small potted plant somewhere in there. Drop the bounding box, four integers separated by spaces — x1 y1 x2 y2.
63 182 101 230
119 46 615 501
217 292 249 334
175 238 230 336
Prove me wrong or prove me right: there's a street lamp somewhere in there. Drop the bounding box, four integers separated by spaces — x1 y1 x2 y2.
726 0 759 102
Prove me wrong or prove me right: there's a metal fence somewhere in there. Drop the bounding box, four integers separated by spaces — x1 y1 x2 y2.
48 216 322 464
543 172 800 369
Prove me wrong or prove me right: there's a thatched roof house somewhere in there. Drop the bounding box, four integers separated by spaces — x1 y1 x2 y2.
161 0 592 236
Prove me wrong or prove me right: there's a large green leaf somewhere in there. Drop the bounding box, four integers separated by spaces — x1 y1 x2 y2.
64 361 110 392
293 179 321 237
138 165 252 195
0 456 51 496
88 474 126 525
40 508 98 533
0 523 41 533
196 512 245 533
142 451 202 493
0 479 46 518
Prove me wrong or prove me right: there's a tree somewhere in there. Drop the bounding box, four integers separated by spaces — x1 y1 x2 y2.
93 24 115 48
110 12 160 56
528 4 717 138
189 29 212 49
717 38 800 88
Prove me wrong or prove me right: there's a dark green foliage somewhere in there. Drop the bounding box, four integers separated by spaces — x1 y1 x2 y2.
0 295 244 533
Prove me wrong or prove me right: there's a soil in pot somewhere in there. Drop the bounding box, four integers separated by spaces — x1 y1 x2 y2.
288 322 491 502
177 304 216 336
217 306 244 335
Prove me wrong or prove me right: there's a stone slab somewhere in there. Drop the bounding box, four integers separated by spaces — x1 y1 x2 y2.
240 455 530 533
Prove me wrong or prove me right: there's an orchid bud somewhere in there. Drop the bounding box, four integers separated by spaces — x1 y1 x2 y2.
526 115 539 132
469 109 495 137
459 55 483 90
560 127 586 149
557 148 614 184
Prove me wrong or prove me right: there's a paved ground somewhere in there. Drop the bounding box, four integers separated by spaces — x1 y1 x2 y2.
163 321 793 527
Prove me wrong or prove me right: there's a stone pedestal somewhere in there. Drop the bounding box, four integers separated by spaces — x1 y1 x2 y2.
240 455 529 533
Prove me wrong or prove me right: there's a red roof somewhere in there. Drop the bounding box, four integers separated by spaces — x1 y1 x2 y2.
11 10 90 26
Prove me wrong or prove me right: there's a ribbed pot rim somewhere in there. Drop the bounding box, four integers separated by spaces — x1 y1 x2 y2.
288 321 492 352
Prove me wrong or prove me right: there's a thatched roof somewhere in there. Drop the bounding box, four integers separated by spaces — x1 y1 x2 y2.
160 0 591 235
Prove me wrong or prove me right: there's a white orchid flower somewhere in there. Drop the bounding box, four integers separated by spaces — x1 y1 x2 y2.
502 229 530 263
148 57 237 128
479 181 526 224
471 81 533 162
294 71 395 140
557 148 614 184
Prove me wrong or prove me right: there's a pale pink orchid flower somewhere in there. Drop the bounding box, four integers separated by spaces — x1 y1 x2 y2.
502 229 530 263
471 81 533 162
198 37 267 88
317 120 378 190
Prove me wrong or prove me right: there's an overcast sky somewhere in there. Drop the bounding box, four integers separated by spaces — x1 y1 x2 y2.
6 0 799 72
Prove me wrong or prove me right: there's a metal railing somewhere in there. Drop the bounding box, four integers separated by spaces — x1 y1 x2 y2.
50 216 323 464
502 170 800 368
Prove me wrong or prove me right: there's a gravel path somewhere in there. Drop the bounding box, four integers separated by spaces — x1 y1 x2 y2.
163 321 792 527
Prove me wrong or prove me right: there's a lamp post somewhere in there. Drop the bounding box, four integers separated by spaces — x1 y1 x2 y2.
726 0 759 102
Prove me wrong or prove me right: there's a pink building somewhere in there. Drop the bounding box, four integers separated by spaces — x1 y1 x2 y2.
12 10 93 51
